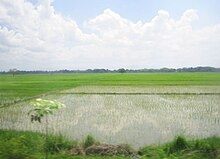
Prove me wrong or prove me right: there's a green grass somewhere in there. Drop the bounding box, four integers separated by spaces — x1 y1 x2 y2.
1 73 220 158
0 130 77 159
139 135 220 159
0 130 219 159
1 73 220 106
0 130 128 159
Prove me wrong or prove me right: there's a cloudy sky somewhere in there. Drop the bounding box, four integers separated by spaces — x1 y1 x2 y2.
0 0 220 71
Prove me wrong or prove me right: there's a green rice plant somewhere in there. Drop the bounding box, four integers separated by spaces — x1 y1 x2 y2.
1 72 220 107
0 86 220 148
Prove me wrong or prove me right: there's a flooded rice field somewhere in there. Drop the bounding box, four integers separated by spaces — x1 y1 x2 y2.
0 86 220 148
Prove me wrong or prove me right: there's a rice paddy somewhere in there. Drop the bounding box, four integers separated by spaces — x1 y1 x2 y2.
1 73 220 107
0 85 220 148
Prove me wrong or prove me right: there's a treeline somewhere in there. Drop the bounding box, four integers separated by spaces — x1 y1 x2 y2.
1 66 220 74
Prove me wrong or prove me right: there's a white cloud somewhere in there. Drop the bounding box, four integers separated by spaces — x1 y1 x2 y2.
0 0 219 71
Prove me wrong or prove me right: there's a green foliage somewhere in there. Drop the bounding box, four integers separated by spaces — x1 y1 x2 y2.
118 68 126 74
46 134 76 154
189 136 220 158
139 136 220 159
27 100 66 159
165 135 188 154
28 98 65 123
138 146 167 158
84 135 97 148
0 130 43 159
0 130 77 159
1 130 220 159
0 137 31 159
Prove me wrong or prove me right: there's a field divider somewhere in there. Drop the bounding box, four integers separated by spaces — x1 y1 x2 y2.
1 92 219 108
0 94 49 108
54 92 220 95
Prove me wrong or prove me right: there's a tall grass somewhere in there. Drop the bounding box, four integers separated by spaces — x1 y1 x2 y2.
139 135 220 158
1 130 219 158
0 130 77 159
83 135 98 148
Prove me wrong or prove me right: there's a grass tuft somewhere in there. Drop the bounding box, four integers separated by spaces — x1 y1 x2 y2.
165 135 188 154
83 135 98 148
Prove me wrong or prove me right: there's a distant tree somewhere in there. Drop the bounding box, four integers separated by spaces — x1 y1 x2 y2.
118 68 126 74
9 68 18 77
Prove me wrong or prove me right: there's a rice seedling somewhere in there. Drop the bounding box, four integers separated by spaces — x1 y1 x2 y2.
0 86 219 148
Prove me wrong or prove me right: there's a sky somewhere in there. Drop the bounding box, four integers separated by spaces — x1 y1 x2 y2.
0 0 220 71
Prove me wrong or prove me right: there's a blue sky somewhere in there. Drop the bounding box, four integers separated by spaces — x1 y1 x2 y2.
30 0 220 27
0 0 220 70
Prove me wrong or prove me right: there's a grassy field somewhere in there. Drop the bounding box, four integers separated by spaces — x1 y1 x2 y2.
1 72 220 158
1 72 220 106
